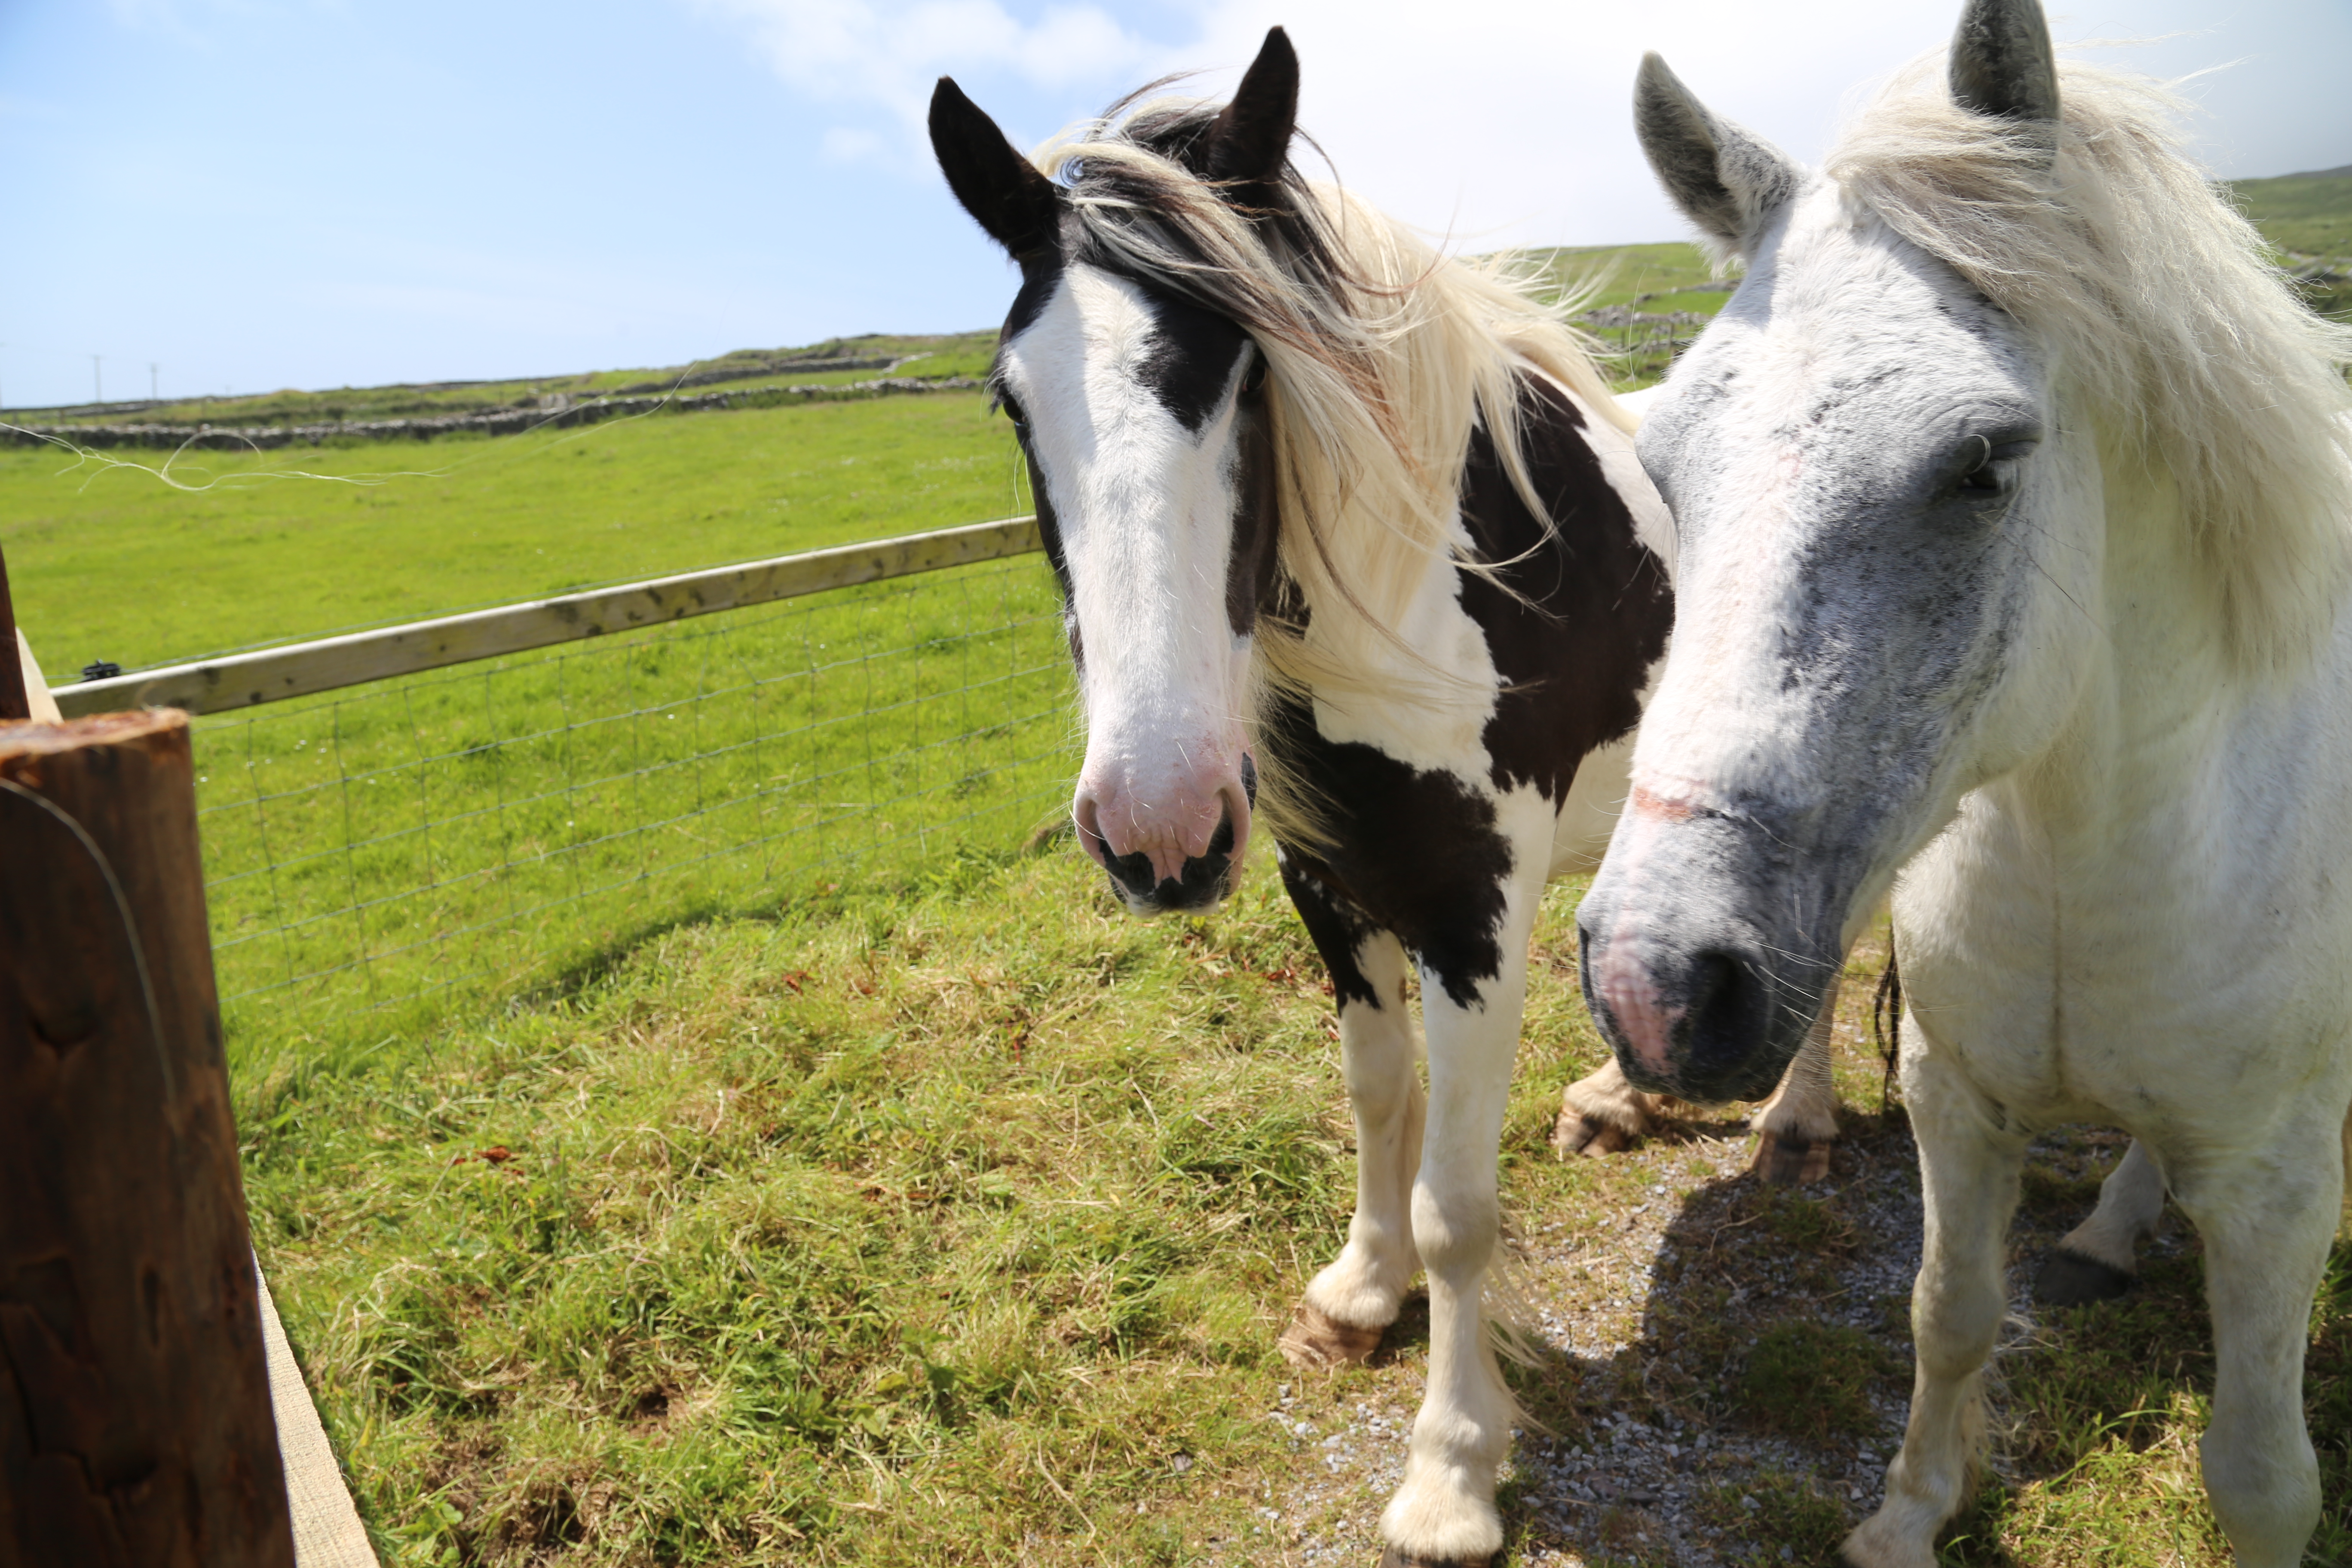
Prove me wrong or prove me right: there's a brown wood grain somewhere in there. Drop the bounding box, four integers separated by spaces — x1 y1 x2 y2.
0 712 293 1568
0 544 27 723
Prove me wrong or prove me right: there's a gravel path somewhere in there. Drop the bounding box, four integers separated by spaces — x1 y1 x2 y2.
1261 1094 2166 1565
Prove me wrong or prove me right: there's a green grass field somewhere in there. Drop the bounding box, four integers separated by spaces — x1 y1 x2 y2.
192 556 1075 1081
249 851 2352 1566
4 389 1027 672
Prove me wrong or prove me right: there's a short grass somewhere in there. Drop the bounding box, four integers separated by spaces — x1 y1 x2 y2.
2229 164 2352 324
1528 242 1728 314
250 843 1350 1567
186 554 1075 1079
248 848 2352 1566
1525 242 1734 388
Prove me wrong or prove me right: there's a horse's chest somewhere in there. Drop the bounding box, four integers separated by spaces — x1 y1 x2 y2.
1898 780 2352 1129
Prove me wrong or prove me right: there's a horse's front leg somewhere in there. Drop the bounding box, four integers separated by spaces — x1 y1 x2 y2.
1556 978 1841 1183
1844 1029 2026 1568
2170 1111 2343 1567
1748 976 1842 1183
1279 853 1423 1367
1552 1054 1668 1156
1379 866 1544 1568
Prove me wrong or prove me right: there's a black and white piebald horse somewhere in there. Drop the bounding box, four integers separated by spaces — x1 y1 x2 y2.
931 31 1836 1565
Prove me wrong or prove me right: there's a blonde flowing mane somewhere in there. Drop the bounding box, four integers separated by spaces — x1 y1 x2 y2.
1827 56 2352 669
1031 94 1626 712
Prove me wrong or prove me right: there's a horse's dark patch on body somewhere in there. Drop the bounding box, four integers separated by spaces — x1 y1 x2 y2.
1456 376 1674 802
1278 849 1385 1011
1264 373 1671 1010
1265 694 1515 1010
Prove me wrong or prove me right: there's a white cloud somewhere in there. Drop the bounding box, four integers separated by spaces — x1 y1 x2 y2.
695 0 1156 131
702 0 2352 248
1182 0 1964 248
692 0 1970 243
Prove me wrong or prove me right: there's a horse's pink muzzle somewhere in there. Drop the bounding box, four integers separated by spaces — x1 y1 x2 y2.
1072 751 1256 914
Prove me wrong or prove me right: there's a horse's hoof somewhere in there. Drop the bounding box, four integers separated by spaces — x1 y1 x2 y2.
1553 1111 1635 1158
1752 1131 1833 1185
1377 1548 1492 1568
1279 1303 1384 1368
2035 1246 2135 1306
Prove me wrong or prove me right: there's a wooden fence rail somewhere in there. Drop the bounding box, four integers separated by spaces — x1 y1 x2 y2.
57 516 1043 719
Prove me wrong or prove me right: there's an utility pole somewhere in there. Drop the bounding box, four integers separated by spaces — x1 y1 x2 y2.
92 354 103 404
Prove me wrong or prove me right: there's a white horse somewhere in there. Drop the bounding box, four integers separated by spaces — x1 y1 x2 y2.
1575 0 2352 1562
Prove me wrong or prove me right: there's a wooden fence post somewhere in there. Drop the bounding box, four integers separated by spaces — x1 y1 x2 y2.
0 711 293 1568
0 542 27 722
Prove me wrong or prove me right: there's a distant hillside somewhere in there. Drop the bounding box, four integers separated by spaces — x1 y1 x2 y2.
12 331 999 430
2227 163 2352 320
2229 164 2352 258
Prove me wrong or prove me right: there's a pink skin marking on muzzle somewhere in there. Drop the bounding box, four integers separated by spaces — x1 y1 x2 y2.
1594 784 1701 1077
1073 751 1255 889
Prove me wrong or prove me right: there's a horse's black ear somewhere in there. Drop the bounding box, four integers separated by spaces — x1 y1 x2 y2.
929 77 1063 260
1633 52 1802 260
1202 27 1298 204
1948 0 2059 138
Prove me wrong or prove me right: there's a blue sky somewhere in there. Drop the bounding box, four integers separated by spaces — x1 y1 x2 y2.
4 0 2346 410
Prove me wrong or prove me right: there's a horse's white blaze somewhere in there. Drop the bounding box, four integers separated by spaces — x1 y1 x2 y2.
1001 265 1256 884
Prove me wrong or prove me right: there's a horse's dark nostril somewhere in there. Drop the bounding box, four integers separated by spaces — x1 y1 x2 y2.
1205 803 1235 859
1098 803 1242 913
1101 845 1159 900
1684 947 1768 1083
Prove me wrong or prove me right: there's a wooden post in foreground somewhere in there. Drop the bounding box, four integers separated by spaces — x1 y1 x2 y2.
0 712 293 1568
0 541 27 722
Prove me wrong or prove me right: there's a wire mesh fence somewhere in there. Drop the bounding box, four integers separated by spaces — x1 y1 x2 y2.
190 552 1076 1060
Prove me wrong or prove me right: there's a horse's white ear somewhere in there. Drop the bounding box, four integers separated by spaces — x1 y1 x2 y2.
1633 53 1802 261
1948 0 2059 149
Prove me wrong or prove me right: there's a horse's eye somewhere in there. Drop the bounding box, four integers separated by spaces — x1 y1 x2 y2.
999 395 1029 431
1959 459 2006 494
1239 356 1268 398
1957 435 2036 498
